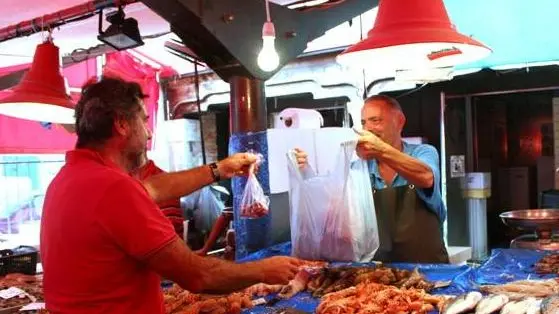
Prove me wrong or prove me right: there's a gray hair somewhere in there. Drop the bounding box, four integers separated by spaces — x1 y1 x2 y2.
74 77 148 148
364 94 402 112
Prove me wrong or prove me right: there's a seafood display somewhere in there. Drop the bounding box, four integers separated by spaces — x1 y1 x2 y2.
0 273 43 310
315 282 446 314
479 279 559 300
163 284 253 314
308 265 438 297
441 291 483 314
534 254 559 274
438 286 558 314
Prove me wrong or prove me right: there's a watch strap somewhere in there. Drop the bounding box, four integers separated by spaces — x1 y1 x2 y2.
209 162 220 182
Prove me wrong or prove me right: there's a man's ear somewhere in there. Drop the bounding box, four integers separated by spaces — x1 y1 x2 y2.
114 118 129 137
398 111 406 130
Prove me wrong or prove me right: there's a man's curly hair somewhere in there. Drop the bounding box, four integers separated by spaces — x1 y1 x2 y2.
74 77 148 148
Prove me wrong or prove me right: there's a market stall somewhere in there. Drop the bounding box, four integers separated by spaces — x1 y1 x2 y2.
161 245 559 314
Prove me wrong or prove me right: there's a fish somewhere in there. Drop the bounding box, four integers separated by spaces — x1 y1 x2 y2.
442 291 483 314
480 279 559 300
500 297 539 314
278 269 311 299
475 294 509 314
526 298 542 314
541 295 559 314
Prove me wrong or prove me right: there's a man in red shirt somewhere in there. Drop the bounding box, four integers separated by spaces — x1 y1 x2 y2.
40 77 301 314
132 153 185 237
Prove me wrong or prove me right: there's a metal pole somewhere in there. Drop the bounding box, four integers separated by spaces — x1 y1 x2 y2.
194 62 207 165
229 77 267 134
440 92 448 245
464 96 475 171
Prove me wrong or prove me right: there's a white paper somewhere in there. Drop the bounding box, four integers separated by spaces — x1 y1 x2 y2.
20 302 45 311
0 287 25 299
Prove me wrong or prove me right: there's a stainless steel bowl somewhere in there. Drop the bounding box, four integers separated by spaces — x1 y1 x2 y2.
500 209 559 239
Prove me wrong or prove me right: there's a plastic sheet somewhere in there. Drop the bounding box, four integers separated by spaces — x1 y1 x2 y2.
451 248 555 292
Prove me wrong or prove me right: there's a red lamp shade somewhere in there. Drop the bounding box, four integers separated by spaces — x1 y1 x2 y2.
337 0 491 75
0 40 75 124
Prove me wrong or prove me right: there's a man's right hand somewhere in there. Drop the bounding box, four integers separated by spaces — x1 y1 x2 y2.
293 148 308 169
256 256 302 284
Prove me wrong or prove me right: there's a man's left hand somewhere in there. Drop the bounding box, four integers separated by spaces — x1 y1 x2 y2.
355 129 390 160
217 153 259 179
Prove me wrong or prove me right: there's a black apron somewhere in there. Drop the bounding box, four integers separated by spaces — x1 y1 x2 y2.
372 183 449 264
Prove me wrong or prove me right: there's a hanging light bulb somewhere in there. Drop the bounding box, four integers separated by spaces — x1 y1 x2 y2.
257 21 280 72
257 0 280 72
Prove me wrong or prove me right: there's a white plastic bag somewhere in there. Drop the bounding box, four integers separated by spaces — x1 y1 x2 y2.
287 141 379 262
194 186 225 233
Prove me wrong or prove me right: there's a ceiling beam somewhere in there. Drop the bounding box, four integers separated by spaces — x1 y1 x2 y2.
140 0 377 82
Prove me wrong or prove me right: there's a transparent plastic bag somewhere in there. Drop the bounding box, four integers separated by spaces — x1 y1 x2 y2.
194 186 225 233
287 141 379 262
240 154 270 219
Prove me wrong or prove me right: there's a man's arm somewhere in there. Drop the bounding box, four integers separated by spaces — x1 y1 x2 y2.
376 145 434 189
142 153 258 204
143 165 214 204
145 237 300 294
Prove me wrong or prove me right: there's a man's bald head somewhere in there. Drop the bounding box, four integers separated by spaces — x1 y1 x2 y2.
363 95 402 113
360 95 405 147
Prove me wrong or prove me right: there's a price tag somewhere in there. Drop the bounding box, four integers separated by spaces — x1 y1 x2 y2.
0 287 25 299
20 302 45 311
252 298 266 306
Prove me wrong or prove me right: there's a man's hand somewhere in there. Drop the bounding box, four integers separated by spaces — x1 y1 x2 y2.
293 148 308 169
254 256 303 284
217 153 259 179
355 129 390 160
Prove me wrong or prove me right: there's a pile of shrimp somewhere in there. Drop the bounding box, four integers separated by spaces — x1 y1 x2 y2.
316 282 446 314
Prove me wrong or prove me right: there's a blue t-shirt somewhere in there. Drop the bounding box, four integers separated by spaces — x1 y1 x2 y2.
367 141 446 223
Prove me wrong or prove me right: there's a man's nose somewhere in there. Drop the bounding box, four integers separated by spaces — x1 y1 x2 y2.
147 128 153 140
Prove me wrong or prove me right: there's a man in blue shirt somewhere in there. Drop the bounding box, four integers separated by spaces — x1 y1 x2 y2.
294 95 448 263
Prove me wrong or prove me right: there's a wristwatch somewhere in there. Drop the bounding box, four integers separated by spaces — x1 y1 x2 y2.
209 162 221 182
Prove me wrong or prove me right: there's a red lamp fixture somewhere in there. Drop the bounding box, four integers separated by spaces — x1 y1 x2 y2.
0 36 75 124
336 0 492 77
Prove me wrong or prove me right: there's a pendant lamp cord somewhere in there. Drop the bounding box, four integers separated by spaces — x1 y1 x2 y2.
265 0 271 22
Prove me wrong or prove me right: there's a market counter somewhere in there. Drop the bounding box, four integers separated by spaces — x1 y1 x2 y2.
235 243 557 314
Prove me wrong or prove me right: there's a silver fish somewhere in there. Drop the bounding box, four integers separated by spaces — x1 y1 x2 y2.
526 298 542 314
475 294 509 314
443 291 483 314
501 297 538 314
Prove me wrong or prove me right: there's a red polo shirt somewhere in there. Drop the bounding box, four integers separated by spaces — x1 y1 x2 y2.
40 149 177 314
134 160 184 236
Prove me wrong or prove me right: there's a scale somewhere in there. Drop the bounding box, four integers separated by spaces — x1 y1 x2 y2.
500 209 559 250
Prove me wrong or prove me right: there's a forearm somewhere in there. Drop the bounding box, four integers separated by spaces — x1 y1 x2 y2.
195 258 263 294
378 145 434 188
142 165 214 204
147 238 263 294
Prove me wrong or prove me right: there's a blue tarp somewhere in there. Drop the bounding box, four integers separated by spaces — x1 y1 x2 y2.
239 243 556 313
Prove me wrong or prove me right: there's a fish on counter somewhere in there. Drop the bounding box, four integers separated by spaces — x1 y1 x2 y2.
278 269 312 299
441 291 483 314
480 279 559 300
475 294 509 314
500 297 541 314
541 295 559 314
244 283 284 297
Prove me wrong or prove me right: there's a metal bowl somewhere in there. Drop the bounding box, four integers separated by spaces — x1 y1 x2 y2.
500 209 559 236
